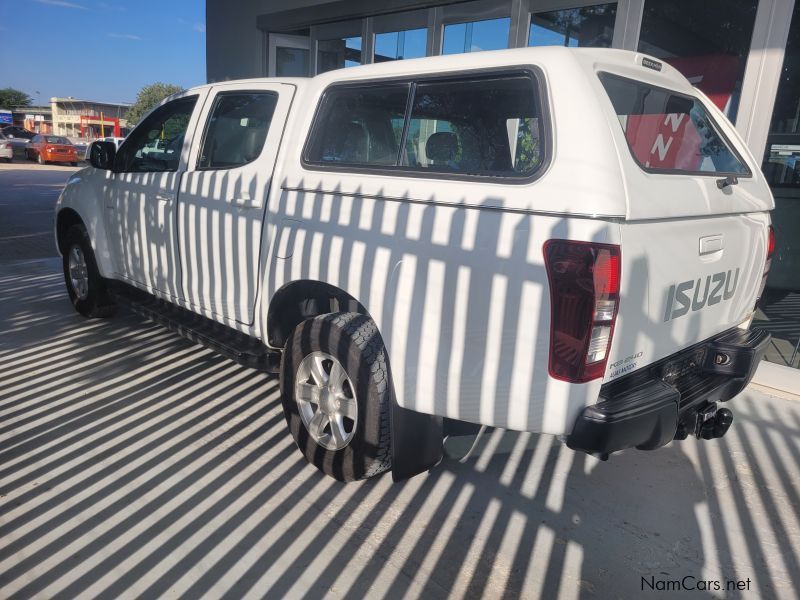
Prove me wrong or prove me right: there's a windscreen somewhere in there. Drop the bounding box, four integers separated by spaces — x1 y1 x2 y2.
599 72 749 176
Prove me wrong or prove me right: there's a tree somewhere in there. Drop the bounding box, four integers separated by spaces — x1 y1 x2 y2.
126 82 183 126
0 88 33 109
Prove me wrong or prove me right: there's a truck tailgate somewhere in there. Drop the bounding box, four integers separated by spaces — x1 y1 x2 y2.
606 212 770 382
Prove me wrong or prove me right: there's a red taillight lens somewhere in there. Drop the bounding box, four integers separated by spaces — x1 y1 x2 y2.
544 240 621 383
767 225 775 259
755 225 776 308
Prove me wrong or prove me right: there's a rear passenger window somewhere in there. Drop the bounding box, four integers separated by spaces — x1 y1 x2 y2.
303 71 546 178
305 84 410 166
198 92 278 169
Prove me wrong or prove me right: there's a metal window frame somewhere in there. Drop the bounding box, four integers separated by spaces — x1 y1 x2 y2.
266 33 312 77
736 0 796 156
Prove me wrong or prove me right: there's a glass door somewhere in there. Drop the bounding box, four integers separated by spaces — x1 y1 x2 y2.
753 3 800 369
268 33 311 77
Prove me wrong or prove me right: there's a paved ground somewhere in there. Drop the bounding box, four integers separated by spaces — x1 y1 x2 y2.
1 163 800 599
0 162 79 260
754 296 800 369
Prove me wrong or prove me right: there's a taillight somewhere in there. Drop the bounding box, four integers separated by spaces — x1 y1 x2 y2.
755 225 775 307
544 240 621 383
767 225 775 260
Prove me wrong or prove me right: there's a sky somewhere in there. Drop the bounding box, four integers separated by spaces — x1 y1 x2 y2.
0 0 206 105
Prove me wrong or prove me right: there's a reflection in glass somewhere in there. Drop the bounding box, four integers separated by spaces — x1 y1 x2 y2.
375 28 427 62
638 0 757 120
529 3 617 48
276 47 309 77
600 73 748 175
401 75 543 176
763 4 800 188
317 37 362 74
305 85 409 166
442 18 510 54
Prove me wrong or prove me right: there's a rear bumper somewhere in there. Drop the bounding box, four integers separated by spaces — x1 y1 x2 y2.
566 327 770 457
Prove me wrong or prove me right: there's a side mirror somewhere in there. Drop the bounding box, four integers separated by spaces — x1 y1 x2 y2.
89 140 117 170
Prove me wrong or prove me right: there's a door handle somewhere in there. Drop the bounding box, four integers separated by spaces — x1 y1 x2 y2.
230 195 258 209
155 192 174 203
699 234 724 255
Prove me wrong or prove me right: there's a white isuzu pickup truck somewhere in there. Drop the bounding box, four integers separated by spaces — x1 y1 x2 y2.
55 47 773 482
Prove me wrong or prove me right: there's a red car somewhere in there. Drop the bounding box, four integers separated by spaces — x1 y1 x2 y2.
26 134 79 166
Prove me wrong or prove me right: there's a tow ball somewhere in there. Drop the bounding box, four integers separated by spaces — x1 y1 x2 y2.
674 405 734 441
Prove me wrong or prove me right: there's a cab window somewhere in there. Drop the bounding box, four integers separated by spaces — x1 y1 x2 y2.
116 95 197 173
198 91 278 170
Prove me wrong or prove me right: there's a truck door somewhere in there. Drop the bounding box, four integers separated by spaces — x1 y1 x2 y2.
177 83 295 324
105 92 205 298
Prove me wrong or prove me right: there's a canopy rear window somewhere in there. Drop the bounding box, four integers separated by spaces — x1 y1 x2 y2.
599 72 750 177
303 70 547 180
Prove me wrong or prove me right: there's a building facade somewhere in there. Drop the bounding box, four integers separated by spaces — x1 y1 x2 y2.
50 97 130 139
206 0 800 380
9 106 53 133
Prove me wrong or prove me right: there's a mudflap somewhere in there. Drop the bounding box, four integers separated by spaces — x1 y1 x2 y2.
391 401 443 482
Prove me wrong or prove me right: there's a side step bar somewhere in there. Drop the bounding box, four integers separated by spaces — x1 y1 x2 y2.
106 280 281 373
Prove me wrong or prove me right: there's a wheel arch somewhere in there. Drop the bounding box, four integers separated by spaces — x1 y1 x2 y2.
55 207 85 255
265 279 370 349
266 278 443 481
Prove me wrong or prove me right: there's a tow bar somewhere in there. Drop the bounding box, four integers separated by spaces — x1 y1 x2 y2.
674 403 734 441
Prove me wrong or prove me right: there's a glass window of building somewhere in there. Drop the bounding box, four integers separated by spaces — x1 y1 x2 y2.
317 36 362 74
442 18 510 54
638 0 758 121
763 6 800 189
753 4 800 370
276 47 309 77
529 3 617 48
375 28 427 62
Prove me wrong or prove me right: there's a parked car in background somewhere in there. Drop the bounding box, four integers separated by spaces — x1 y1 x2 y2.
0 125 36 141
26 134 79 165
0 125 36 160
83 136 125 160
103 136 126 149
0 133 12 162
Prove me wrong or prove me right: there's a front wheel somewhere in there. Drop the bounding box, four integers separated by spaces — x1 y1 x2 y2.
281 312 392 481
62 224 116 318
